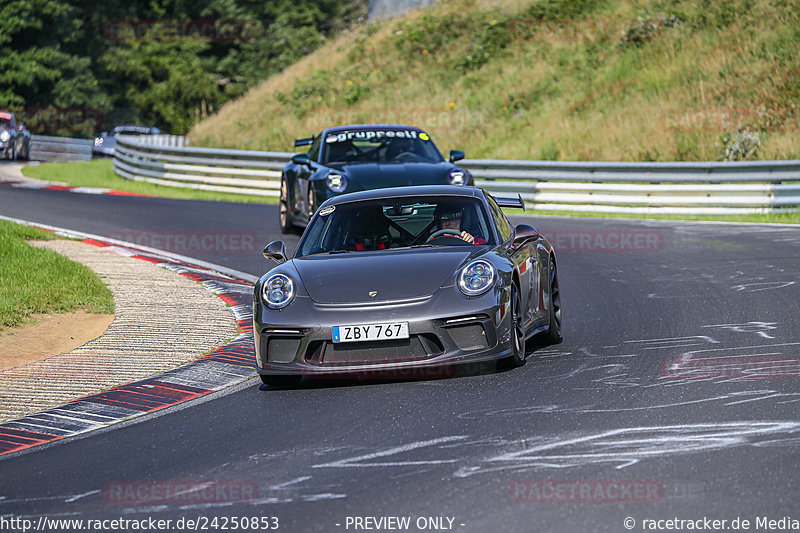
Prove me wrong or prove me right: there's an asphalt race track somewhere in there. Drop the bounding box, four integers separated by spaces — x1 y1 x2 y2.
1 181 800 532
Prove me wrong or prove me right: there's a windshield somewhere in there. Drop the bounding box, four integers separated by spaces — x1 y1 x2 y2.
296 196 494 257
321 129 442 165
0 118 11 129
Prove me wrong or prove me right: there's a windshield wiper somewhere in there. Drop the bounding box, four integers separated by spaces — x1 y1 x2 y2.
325 249 353 254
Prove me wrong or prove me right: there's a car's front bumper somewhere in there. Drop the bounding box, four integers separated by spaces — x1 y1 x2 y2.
253 287 513 378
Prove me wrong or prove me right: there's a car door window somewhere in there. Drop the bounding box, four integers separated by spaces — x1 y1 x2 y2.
308 135 322 162
487 195 513 242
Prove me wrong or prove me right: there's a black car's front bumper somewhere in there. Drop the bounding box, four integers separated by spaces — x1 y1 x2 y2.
253 287 513 378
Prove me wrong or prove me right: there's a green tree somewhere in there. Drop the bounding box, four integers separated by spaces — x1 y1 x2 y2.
0 0 109 135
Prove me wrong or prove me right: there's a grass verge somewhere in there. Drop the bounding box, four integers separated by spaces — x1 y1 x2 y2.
0 220 115 330
21 159 277 205
190 0 800 162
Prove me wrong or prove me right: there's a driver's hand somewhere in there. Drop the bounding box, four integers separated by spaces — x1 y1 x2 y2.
461 231 475 243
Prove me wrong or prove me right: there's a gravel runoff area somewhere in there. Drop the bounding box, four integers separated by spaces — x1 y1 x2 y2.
0 239 241 422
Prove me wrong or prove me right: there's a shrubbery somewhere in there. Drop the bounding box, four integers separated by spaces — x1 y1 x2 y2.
0 0 366 135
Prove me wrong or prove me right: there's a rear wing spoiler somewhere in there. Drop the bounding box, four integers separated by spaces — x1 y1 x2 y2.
294 137 313 147
494 194 525 211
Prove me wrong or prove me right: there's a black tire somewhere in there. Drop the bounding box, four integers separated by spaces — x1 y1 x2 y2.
543 256 563 344
279 177 292 234
500 283 525 369
260 374 302 387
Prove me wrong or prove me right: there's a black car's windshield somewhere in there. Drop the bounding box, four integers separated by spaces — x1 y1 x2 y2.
297 196 494 257
321 129 443 165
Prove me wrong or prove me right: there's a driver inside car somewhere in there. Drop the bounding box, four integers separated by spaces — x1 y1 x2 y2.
429 205 485 244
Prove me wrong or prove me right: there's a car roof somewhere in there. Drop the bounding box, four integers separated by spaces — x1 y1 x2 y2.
322 124 424 135
324 185 485 206
111 125 160 133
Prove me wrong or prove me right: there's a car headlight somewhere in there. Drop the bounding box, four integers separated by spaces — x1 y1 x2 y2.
458 259 496 296
0 131 9 142
326 173 347 193
448 169 466 185
262 273 295 309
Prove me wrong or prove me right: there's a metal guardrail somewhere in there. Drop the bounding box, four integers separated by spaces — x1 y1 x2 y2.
30 135 93 162
112 136 800 214
113 136 284 197
129 134 190 147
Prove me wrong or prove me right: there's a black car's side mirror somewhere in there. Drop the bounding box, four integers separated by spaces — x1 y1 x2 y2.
511 224 540 251
291 153 313 168
263 241 288 264
449 149 465 163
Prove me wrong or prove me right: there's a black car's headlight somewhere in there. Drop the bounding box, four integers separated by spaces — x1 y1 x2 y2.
0 131 9 143
326 173 347 193
262 273 296 309
458 259 496 296
448 169 466 185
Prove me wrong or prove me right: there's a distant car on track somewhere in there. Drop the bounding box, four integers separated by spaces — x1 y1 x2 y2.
93 124 161 156
0 111 30 160
254 185 562 387
279 124 473 233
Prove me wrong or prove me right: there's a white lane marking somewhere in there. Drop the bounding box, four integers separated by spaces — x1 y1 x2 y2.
453 421 800 477
731 281 795 292
269 476 312 490
64 490 101 503
702 321 778 339
312 436 468 468
71 187 113 195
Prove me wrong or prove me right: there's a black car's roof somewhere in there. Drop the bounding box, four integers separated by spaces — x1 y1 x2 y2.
324 185 484 206
322 124 424 135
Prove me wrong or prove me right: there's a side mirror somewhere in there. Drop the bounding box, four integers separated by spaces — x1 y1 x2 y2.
449 149 465 163
291 153 313 167
511 224 540 251
263 240 288 264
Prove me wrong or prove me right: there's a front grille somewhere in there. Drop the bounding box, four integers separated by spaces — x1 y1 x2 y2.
313 334 442 366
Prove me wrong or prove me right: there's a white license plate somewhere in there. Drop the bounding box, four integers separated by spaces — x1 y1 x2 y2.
332 322 409 343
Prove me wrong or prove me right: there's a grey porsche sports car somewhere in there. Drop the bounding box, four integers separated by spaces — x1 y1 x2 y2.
279 124 473 233
254 185 562 386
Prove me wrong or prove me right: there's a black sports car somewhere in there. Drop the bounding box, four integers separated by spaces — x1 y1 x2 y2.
255 185 562 386
279 124 473 233
93 124 161 156
0 111 30 161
